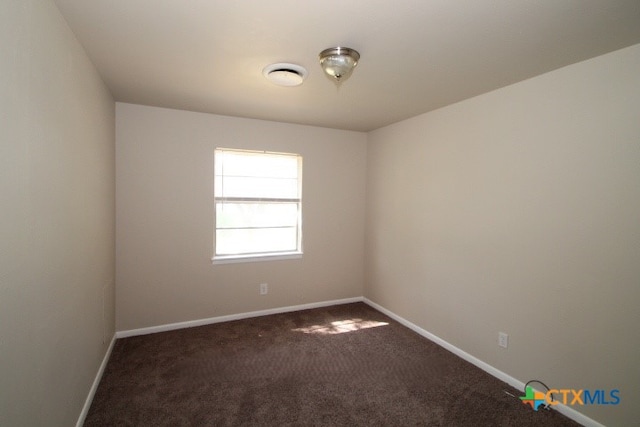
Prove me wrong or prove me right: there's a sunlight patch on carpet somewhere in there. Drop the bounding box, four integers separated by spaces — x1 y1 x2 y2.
292 318 389 335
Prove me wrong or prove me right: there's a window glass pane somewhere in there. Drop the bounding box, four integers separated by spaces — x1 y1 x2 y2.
216 202 299 228
216 227 298 255
216 151 299 179
214 148 302 259
215 176 299 199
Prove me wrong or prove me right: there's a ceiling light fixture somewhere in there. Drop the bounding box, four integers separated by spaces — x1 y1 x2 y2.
318 47 360 85
263 63 307 87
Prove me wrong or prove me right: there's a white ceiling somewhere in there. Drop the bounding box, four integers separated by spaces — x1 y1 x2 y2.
53 0 640 132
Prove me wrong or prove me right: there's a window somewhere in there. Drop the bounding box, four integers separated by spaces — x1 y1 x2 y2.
213 148 303 262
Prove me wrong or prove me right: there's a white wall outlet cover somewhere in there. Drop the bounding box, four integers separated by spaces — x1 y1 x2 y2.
498 332 509 348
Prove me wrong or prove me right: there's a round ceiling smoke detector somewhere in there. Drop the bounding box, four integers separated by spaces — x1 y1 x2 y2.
263 63 307 87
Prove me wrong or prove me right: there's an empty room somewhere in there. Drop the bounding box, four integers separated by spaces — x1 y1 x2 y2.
2 1 639 426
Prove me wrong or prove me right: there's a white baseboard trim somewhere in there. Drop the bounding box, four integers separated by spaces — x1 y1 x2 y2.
76 333 117 427
362 298 604 427
116 296 364 339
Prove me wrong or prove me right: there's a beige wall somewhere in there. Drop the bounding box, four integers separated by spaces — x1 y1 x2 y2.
0 1 115 426
116 103 367 331
365 43 640 426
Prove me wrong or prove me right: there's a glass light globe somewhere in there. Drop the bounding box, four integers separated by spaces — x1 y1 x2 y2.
319 47 360 83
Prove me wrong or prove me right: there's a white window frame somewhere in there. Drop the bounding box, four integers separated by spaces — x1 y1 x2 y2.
212 148 303 264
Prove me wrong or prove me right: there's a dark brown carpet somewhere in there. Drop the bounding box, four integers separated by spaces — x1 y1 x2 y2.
85 303 579 426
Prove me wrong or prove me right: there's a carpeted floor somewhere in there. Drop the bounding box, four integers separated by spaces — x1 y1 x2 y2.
85 303 580 426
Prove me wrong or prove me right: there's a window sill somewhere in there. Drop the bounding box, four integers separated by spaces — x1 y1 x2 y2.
211 252 303 265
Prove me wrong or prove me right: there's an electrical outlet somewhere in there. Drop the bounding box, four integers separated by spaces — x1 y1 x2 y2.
260 283 268 295
498 332 509 348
